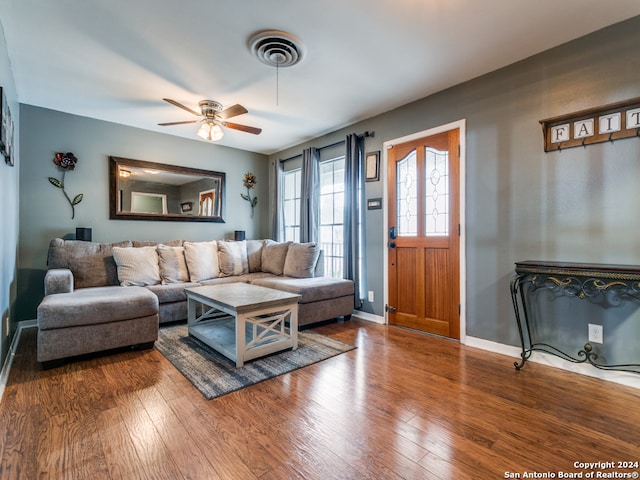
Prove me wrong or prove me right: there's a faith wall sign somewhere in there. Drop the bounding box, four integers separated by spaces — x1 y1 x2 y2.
540 97 640 152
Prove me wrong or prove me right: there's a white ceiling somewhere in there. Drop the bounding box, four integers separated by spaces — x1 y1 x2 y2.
1 1 639 155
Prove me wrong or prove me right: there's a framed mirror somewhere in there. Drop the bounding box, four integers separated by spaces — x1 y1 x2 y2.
109 156 225 222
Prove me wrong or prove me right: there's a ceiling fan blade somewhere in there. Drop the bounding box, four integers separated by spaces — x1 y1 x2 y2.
158 120 198 126
218 104 248 120
223 122 262 135
162 98 200 116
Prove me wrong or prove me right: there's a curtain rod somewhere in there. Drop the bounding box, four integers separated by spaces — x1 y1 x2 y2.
280 130 375 163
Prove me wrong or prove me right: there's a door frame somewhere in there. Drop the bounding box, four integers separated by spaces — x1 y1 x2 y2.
382 119 467 343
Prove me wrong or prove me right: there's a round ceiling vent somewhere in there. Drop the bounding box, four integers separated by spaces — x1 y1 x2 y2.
249 30 305 68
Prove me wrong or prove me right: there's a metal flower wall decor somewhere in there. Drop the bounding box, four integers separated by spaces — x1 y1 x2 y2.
48 152 83 219
241 172 258 217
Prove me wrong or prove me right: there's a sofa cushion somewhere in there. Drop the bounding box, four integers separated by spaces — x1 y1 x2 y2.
112 246 161 286
38 286 158 330
183 241 220 282
145 282 201 303
218 240 249 276
133 240 183 247
250 277 354 304
284 242 320 278
261 240 291 275
157 244 189 284
199 272 277 286
246 239 265 273
47 238 132 289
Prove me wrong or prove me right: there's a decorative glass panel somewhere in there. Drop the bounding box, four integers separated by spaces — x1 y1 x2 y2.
424 146 449 236
396 150 417 236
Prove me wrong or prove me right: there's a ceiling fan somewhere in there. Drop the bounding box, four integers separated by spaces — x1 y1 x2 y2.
158 98 262 141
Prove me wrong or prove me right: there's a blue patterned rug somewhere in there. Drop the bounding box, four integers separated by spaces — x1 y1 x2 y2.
155 323 355 400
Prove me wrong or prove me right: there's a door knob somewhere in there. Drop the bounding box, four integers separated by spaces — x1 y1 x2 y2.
388 241 396 248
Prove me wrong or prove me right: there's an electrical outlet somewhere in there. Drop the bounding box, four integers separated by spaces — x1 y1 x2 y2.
368 290 374 302
588 324 603 344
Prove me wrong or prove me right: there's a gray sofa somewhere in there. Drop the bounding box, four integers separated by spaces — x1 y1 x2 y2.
37 238 354 364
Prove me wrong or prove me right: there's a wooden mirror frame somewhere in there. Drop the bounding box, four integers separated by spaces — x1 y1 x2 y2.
109 156 226 223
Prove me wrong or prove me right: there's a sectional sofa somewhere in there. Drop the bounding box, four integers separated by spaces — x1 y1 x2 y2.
37 238 355 364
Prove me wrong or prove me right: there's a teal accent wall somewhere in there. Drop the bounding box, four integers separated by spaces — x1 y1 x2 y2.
17 106 268 321
270 17 640 348
0 21 20 368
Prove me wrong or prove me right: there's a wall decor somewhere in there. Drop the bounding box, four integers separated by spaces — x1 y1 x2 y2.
109 156 226 223
540 97 640 152
48 152 83 219
240 172 258 217
365 151 380 182
1 87 14 166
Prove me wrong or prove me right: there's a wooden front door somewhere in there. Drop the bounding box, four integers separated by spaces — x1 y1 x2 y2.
387 129 460 339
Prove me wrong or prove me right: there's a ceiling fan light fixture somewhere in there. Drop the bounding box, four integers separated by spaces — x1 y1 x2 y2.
197 120 224 142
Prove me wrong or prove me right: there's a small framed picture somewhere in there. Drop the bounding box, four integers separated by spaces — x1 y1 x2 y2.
365 151 380 182
180 201 193 212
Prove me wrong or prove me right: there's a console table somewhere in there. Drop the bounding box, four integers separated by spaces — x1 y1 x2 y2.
510 260 640 373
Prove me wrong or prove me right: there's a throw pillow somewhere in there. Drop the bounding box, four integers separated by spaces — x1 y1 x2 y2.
284 242 321 278
183 241 220 282
246 239 265 273
218 240 249 276
261 240 291 276
156 244 189 284
112 246 161 286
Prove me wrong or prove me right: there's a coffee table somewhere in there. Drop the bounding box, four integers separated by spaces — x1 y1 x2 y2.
185 283 301 367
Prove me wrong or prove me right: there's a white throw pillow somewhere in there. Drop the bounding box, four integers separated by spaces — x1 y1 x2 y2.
218 240 249 276
157 244 189 284
112 246 161 286
183 241 220 282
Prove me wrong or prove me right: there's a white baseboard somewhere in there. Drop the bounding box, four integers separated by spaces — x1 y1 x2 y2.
464 335 640 390
352 310 385 324
0 320 37 403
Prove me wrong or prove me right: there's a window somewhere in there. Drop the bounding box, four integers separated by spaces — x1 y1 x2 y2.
319 156 345 278
283 168 301 242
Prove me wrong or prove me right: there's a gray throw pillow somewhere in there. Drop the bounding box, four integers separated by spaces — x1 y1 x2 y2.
261 240 291 275
157 244 189 284
284 242 320 278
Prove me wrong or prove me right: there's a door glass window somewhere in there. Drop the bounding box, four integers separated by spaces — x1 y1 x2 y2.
396 150 417 236
424 146 449 236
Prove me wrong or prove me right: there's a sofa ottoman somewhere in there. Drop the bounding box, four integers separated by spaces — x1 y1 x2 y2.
37 285 159 365
250 277 354 327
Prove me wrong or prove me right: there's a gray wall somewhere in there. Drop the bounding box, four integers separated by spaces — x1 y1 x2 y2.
0 21 20 367
270 17 640 349
17 106 268 321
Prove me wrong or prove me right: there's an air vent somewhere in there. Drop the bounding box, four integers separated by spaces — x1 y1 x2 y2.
249 30 305 68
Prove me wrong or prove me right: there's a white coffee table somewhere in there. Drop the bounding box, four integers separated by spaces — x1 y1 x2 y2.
185 283 301 367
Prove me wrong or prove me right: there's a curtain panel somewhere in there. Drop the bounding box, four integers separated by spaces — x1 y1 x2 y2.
300 147 320 243
344 134 366 308
270 159 285 241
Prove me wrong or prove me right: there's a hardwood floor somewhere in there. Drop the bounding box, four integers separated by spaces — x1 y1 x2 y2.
1 318 638 480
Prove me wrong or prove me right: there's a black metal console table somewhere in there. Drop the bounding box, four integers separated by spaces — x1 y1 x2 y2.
510 260 640 374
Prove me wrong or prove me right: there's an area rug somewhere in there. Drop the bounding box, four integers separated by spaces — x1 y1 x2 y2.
155 323 355 400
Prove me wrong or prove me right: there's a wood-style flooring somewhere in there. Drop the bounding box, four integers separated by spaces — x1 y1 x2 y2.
0 318 638 479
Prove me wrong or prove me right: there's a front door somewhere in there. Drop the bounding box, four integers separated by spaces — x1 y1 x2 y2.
387 129 460 339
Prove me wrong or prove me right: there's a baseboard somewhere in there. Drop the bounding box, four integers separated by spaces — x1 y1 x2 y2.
464 335 640 390
352 310 385 324
0 320 37 403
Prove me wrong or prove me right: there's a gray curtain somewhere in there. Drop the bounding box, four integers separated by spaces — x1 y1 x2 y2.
300 147 319 243
344 134 365 308
270 159 285 241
